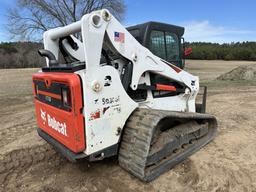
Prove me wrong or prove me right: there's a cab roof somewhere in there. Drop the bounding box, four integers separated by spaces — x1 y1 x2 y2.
127 21 185 37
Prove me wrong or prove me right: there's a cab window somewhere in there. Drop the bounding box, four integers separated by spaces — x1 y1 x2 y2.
165 32 179 61
149 30 166 59
149 30 180 62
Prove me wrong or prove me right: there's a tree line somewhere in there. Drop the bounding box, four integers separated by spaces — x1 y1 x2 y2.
1 41 256 69
186 42 256 61
0 42 45 68
1 0 126 68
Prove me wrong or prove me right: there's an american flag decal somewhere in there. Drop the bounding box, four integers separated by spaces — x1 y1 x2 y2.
114 32 125 43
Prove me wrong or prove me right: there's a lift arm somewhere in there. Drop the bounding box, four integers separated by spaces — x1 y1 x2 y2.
43 9 199 95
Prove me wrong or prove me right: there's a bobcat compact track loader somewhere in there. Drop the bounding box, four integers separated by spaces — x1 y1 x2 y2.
32 9 217 182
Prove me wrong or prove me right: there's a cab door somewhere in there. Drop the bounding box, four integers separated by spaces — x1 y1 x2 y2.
149 30 182 68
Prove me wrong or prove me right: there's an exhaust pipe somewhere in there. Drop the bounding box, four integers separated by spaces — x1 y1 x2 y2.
38 49 58 66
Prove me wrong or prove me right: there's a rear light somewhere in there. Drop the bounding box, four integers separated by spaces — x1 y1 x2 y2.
61 87 72 108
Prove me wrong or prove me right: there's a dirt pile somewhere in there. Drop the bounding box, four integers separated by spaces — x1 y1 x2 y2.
217 64 256 80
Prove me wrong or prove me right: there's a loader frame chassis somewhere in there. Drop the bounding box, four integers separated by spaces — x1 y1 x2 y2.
37 128 118 162
40 9 200 156
34 9 218 182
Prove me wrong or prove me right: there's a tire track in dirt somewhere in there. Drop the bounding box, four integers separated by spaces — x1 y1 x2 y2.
0 121 37 147
0 144 67 192
176 159 200 186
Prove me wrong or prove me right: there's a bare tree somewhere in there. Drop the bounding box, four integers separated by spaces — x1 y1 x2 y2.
7 0 126 40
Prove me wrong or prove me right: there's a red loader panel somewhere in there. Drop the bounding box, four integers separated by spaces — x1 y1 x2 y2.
32 72 85 153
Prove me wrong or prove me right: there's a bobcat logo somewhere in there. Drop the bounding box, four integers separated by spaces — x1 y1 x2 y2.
39 108 67 136
40 109 46 124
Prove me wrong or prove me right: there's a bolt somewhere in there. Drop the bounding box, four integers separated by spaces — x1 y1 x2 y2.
132 53 138 62
92 81 102 92
116 127 121 136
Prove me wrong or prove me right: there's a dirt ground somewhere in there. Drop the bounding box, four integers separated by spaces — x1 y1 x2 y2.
0 60 256 192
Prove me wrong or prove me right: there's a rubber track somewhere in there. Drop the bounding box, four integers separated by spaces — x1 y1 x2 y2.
118 108 217 182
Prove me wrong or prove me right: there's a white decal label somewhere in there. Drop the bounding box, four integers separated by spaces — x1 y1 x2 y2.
40 109 46 124
40 109 67 136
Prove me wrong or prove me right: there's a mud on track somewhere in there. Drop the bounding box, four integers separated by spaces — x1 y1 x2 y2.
1 61 256 192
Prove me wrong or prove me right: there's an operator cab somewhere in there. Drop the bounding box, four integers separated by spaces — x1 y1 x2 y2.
127 22 185 69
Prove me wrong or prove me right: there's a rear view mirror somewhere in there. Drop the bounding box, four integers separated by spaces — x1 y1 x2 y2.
184 47 192 56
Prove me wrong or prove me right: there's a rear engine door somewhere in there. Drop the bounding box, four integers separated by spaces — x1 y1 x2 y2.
33 72 85 153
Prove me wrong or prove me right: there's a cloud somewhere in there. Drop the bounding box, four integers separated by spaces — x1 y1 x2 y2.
182 20 255 43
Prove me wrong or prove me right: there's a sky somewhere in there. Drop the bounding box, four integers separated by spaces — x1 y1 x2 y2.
0 0 256 43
